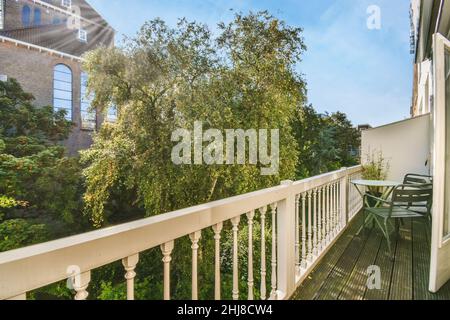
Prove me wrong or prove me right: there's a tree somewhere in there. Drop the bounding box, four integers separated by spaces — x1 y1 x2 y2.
293 105 360 178
0 79 85 252
80 11 306 299
81 12 306 227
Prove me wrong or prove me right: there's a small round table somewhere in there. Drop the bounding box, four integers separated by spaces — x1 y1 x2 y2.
351 179 402 234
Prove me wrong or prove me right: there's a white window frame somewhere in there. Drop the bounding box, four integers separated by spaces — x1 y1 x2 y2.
0 0 4 30
78 29 88 43
61 0 72 9
106 106 118 123
80 72 96 131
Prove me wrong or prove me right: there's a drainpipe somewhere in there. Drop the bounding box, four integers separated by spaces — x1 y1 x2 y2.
435 0 445 34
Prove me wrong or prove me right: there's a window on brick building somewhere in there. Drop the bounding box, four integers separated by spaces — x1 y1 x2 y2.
22 5 31 27
78 29 88 42
80 72 96 130
53 64 73 120
61 0 72 9
0 0 4 30
33 8 41 26
106 106 118 123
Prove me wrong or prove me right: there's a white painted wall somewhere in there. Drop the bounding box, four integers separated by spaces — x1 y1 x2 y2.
361 114 431 182
417 59 433 115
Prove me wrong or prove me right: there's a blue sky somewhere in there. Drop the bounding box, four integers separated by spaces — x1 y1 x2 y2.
89 0 413 127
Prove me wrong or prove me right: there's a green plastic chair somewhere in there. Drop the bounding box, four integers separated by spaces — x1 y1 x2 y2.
363 184 433 259
403 173 433 185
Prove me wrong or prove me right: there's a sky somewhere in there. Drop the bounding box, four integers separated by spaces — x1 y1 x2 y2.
88 0 413 127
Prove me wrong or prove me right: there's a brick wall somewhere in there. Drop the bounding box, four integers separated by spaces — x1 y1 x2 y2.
0 41 105 155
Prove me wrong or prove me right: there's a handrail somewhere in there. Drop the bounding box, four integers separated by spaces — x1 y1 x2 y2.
0 165 363 300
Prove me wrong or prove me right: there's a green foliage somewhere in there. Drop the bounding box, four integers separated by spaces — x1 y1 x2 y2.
81 12 306 227
362 151 390 181
0 13 361 300
0 79 86 254
0 219 47 252
78 11 305 299
293 105 360 178
0 79 84 224
362 151 390 194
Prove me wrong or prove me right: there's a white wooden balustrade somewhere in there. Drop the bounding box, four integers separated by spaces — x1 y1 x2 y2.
0 166 363 301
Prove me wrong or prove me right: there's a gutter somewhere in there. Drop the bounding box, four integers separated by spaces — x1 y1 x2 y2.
0 35 83 61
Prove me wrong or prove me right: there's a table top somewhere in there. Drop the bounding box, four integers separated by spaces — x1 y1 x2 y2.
351 179 402 187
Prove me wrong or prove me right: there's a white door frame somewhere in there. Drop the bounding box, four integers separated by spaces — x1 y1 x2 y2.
430 33 450 293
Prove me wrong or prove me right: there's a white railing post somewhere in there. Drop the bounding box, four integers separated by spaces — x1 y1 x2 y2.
122 253 139 300
340 168 349 227
73 271 91 301
161 242 174 300
260 206 267 300
212 223 223 300
189 231 202 300
277 180 296 300
246 211 255 300
231 216 241 301
270 203 278 300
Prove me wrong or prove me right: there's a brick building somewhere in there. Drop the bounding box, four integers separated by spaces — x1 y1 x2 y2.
0 0 115 153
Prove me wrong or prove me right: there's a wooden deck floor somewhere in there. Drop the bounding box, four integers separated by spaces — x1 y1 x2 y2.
292 213 450 300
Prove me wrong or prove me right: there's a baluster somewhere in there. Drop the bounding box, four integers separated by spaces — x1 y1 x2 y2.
231 216 241 300
336 182 341 232
301 194 307 269
161 242 174 300
189 231 202 300
322 186 326 248
307 191 312 261
246 212 255 300
73 271 91 301
212 222 223 300
331 182 336 239
122 254 139 300
270 203 278 300
295 195 301 273
260 206 267 300
327 184 331 244
312 189 318 256
317 187 322 252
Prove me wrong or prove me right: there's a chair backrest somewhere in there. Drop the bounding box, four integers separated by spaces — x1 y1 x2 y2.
391 184 433 213
403 173 433 185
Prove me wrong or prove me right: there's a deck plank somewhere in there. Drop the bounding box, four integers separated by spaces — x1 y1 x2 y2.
316 228 372 300
292 214 450 300
292 214 362 300
363 234 396 300
389 219 414 300
412 219 436 300
338 229 383 300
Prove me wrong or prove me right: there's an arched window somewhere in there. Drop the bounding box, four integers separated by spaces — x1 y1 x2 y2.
22 5 31 27
0 0 5 30
33 8 41 26
53 64 72 120
80 72 96 130
106 106 118 123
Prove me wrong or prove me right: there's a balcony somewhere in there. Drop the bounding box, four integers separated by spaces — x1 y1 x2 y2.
0 166 365 300
292 214 450 300
2 166 445 301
